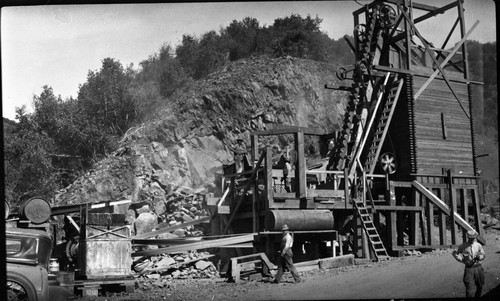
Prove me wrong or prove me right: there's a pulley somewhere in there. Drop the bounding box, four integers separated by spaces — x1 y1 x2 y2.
377 5 397 29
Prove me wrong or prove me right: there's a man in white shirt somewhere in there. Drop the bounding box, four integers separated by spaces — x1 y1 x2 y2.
452 229 485 298
273 224 301 284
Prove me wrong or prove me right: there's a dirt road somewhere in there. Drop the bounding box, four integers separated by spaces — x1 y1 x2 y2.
76 231 500 300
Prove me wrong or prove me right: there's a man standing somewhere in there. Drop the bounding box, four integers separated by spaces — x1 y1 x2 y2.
452 229 485 298
274 224 301 284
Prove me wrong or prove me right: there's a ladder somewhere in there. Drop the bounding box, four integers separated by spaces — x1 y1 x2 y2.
353 198 389 261
364 78 404 174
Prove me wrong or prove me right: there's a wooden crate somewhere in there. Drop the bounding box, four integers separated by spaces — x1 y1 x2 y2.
80 225 132 279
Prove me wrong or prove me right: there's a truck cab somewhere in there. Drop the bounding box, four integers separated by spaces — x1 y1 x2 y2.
6 227 52 301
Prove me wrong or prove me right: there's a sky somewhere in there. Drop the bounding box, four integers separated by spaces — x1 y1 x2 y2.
1 1 497 121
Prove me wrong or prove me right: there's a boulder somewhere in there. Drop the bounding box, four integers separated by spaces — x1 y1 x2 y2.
156 256 176 268
135 212 158 236
136 204 151 215
173 229 186 237
146 273 160 279
171 270 181 278
154 200 167 216
195 260 213 271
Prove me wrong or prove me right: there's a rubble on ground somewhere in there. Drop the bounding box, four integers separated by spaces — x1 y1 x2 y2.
133 251 219 280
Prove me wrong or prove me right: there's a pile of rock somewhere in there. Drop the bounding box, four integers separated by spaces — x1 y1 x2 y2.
481 212 500 229
129 190 210 237
128 189 219 280
133 251 219 280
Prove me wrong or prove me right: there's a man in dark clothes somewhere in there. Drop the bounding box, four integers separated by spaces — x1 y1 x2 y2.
273 224 301 284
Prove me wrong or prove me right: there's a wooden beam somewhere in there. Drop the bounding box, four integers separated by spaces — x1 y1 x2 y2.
251 134 259 234
426 201 434 245
51 199 132 216
374 205 423 211
132 216 212 239
133 237 202 245
372 65 484 85
252 125 332 136
132 234 256 257
388 0 440 12
414 20 479 102
410 189 419 245
223 151 267 235
413 1 458 24
344 168 349 210
448 170 457 245
265 147 273 209
295 131 306 198
412 180 485 244
388 176 397 249
472 187 484 237
399 7 474 119
392 244 461 250
438 188 447 245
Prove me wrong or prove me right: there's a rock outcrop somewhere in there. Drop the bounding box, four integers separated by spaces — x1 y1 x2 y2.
54 56 348 206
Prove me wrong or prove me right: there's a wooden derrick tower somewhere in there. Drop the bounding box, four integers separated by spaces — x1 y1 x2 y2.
208 0 486 270
328 0 485 255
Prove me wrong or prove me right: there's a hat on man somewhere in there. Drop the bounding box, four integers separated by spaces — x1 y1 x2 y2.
467 229 478 239
281 224 289 231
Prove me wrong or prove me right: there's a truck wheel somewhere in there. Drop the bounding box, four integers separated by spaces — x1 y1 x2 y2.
7 273 37 301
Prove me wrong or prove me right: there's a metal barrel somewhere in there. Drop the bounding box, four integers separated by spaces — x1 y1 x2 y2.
265 210 334 231
19 197 52 224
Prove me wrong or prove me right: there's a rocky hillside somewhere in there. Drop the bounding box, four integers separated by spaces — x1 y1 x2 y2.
54 56 347 206
53 55 498 216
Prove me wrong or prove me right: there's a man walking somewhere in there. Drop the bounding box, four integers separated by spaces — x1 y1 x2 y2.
452 229 485 298
274 224 301 284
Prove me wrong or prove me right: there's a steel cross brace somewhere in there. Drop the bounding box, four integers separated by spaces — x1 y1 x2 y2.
86 225 129 239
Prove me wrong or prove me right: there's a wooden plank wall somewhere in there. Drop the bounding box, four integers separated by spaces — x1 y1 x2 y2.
412 76 474 175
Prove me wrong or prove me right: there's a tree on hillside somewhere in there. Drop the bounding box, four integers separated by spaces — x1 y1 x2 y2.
4 106 58 206
194 30 229 79
176 34 200 78
157 44 190 97
270 14 327 60
222 17 261 61
78 58 136 136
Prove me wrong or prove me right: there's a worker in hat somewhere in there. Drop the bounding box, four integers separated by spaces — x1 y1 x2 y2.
452 229 485 298
273 224 301 284
282 157 293 192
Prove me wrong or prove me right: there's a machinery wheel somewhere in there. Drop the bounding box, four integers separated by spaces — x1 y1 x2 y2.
354 24 367 43
358 60 369 73
378 4 397 28
336 67 348 80
379 152 397 174
7 274 37 301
